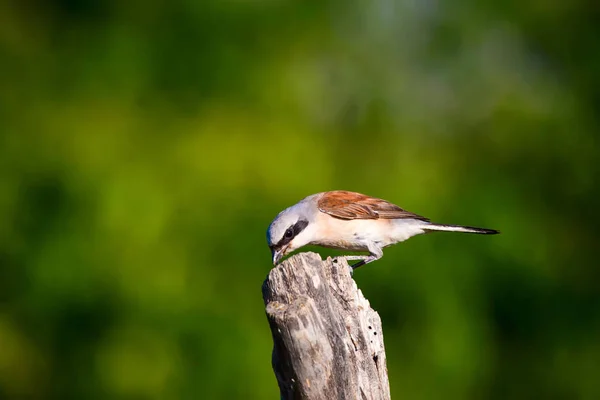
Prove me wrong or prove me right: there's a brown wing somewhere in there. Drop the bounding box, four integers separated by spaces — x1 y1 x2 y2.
317 190 429 221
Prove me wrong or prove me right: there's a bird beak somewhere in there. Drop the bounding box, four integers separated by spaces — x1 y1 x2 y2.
272 247 282 265
271 246 286 265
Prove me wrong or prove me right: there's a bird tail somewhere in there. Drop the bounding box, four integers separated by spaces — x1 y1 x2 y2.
423 223 499 235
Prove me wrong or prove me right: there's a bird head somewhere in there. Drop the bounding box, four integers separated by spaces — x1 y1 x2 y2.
266 201 315 265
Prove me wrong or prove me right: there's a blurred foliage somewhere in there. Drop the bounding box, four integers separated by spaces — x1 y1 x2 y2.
0 0 599 399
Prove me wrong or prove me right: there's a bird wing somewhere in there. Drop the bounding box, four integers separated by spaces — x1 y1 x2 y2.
317 191 429 221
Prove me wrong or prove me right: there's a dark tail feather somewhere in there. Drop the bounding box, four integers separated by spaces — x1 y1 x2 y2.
423 223 499 235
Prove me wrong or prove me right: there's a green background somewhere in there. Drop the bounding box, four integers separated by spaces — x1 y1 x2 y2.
1 0 598 399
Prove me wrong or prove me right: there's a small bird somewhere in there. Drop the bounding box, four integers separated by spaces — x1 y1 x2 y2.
267 190 499 269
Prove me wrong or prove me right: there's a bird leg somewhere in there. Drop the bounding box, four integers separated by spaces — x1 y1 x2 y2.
349 256 377 270
341 243 384 272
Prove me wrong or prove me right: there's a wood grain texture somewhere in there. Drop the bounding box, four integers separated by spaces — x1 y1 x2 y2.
262 252 390 400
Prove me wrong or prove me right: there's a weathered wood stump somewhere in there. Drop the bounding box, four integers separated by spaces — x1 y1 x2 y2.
262 252 390 400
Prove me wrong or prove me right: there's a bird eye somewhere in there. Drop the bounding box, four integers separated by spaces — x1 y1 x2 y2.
284 228 294 239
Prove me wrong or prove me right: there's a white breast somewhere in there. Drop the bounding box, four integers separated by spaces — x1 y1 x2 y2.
311 213 427 251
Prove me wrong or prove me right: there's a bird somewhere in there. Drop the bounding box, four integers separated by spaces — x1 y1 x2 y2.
267 190 499 269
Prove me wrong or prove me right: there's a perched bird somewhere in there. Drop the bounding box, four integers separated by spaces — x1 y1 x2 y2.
267 190 499 269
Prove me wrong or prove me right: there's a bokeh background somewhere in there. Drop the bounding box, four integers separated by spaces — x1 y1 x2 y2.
1 0 599 399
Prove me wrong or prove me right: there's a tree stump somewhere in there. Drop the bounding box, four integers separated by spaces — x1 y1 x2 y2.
262 252 390 400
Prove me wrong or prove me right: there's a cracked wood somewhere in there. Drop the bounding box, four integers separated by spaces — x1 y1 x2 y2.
262 252 391 400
